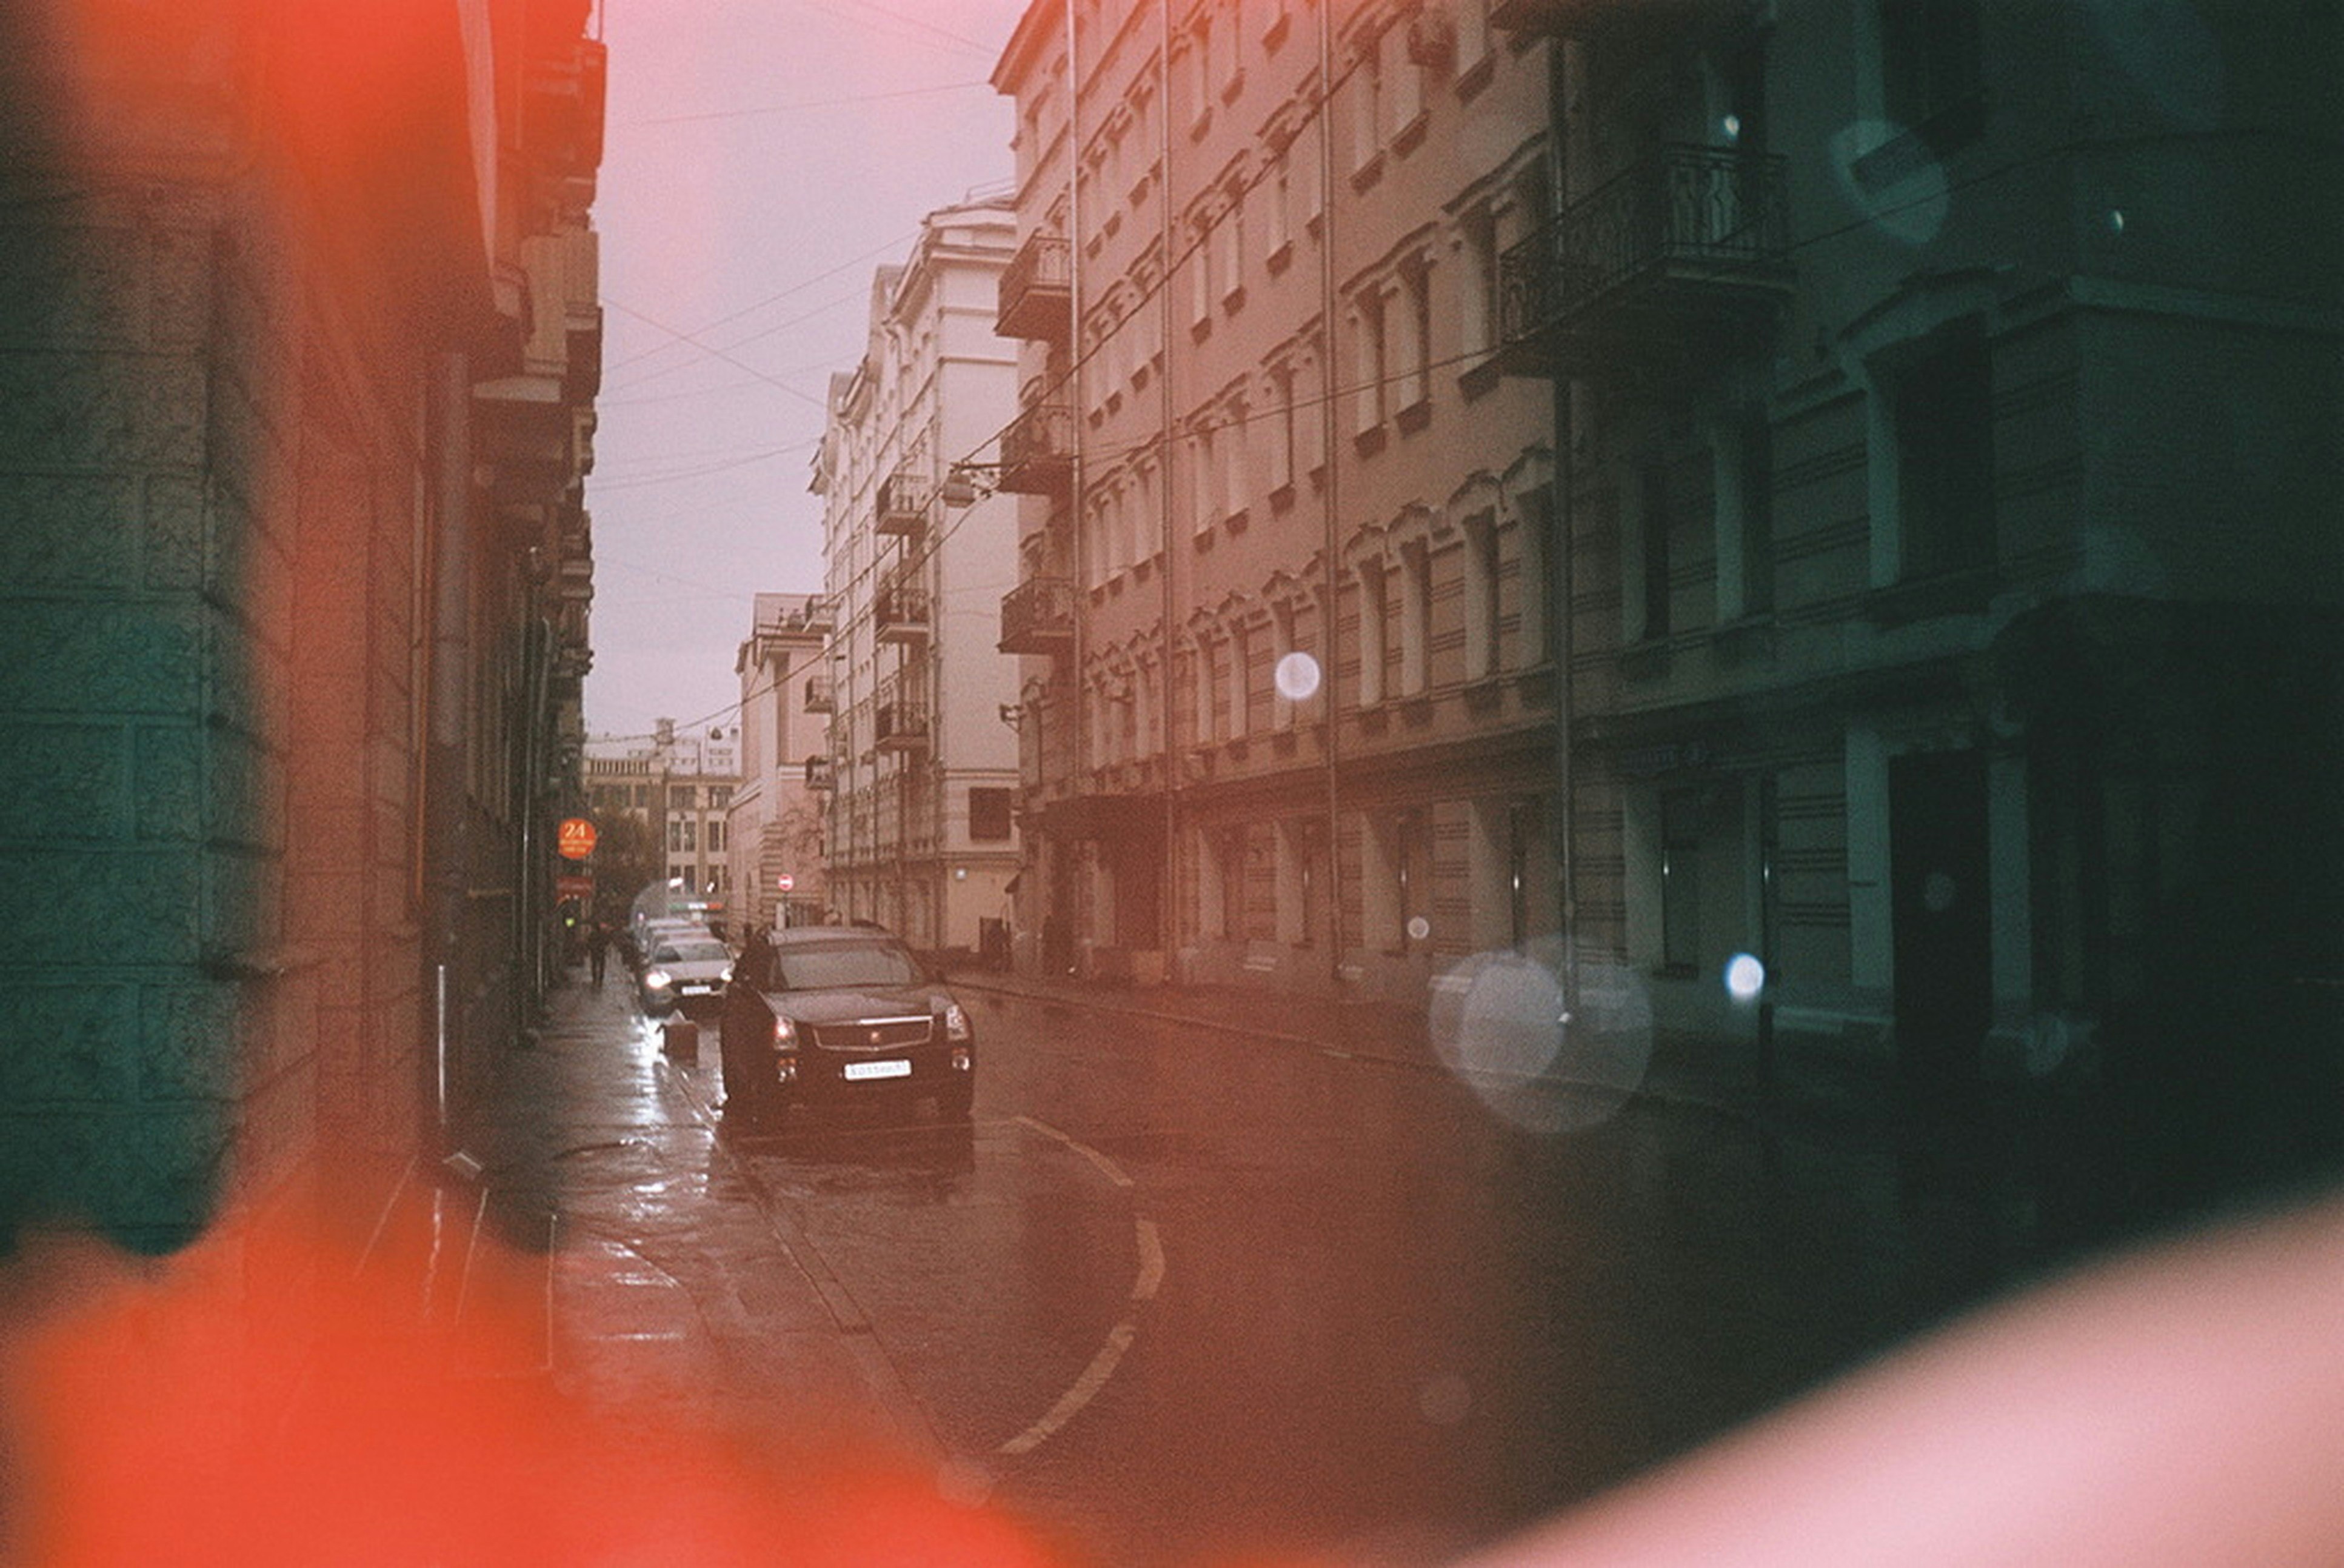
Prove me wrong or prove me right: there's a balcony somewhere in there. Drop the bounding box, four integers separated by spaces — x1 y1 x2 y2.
875 576 930 644
997 232 1072 342
875 467 931 537
1488 0 1721 42
800 594 835 633
874 672 930 753
803 672 833 713
1497 144 1791 381
803 755 834 790
998 382 1074 496
998 574 1074 656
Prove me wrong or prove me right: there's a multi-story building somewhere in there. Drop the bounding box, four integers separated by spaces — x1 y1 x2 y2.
812 201 1024 959
0 0 604 1250
991 0 1560 997
1489 1 2342 1130
584 721 742 921
727 592 838 932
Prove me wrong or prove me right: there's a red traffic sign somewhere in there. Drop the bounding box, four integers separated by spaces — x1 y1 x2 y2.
776 872 796 893
555 873 595 900
556 817 598 860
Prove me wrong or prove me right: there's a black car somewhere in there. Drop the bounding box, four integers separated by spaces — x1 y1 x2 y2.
716 927 974 1123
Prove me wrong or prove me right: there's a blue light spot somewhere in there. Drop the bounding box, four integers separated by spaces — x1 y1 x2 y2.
1724 953 1766 1002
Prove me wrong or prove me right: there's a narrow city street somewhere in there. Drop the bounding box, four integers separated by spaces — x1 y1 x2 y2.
475 966 2119 1568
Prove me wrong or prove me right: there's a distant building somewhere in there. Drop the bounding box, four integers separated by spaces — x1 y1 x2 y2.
812 200 1024 958
585 723 742 927
727 592 838 932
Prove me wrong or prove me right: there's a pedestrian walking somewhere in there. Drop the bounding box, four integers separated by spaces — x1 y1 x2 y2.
587 918 611 987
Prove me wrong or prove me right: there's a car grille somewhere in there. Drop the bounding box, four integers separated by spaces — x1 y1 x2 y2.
807 1016 932 1052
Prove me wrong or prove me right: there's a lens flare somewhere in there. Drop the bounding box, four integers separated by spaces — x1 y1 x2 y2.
1724 952 1766 1003
1274 650 1321 702
1431 941 1652 1135
0 1199 1066 1568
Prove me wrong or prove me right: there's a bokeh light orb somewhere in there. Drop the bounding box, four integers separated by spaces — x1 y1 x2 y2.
1274 650 1321 702
1429 939 1652 1135
1724 952 1766 1003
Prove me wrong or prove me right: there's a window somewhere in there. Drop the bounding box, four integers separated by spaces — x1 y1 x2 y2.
1639 460 1673 641
1349 39 1381 174
1220 402 1249 520
1399 541 1432 696
1394 262 1431 414
1381 21 1424 141
1894 319 1994 579
1397 809 1432 951
1266 364 1297 495
1464 514 1499 681
1264 148 1294 262
970 786 1013 841
1357 558 1388 706
708 819 725 853
1880 0 1982 152
1217 828 1246 938
1192 425 1218 535
1738 419 1775 616
1351 293 1386 436
1217 188 1246 307
1458 207 1498 360
1226 622 1250 741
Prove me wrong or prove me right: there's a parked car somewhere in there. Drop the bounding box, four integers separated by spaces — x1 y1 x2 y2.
717 926 974 1123
638 933 733 1019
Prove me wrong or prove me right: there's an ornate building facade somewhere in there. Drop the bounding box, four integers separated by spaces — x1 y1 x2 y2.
992 0 1561 999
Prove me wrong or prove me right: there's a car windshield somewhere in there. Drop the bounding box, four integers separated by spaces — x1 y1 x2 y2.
658 941 729 964
771 939 923 991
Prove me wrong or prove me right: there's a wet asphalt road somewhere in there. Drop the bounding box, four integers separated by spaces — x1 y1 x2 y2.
688 983 1998 1568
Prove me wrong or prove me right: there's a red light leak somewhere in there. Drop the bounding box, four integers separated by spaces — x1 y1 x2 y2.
0 1199 1071 1567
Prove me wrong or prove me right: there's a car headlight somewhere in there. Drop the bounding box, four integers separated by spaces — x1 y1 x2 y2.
943 1002 972 1042
770 1013 796 1046
644 969 673 990
720 964 734 983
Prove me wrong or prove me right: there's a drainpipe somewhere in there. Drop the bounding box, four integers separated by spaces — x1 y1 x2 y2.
1548 37 1579 996
426 350 473 1149
1317 0 1347 984
1062 0 1088 975
1159 0 1180 982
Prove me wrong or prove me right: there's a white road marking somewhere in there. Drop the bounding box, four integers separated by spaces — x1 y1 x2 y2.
1001 1118 1164 1459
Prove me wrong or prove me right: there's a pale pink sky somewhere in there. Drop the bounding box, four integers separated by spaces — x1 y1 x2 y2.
584 0 1027 743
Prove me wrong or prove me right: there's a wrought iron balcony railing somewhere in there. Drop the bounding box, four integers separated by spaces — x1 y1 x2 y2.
997 232 1072 342
803 672 833 713
1497 144 1791 378
873 670 931 752
998 574 1074 656
874 576 930 642
875 466 931 536
999 383 1075 496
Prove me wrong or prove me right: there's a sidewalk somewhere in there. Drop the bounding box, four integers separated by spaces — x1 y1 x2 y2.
464 973 946 1464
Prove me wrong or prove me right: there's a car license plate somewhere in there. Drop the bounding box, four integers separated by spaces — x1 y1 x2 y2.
683 984 712 995
843 1059 912 1081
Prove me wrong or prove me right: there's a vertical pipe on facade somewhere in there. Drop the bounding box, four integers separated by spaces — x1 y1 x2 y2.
1062 0 1089 966
1549 37 1578 986
427 350 473 1144
1158 0 1179 974
1316 1 1347 977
